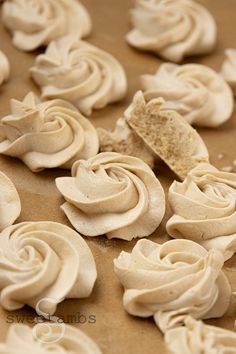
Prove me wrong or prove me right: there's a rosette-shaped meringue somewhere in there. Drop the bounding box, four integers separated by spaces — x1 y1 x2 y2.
126 0 217 62
165 317 236 354
141 63 233 127
56 152 165 240
221 49 236 95
30 36 128 116
166 163 236 260
0 324 103 354
0 171 21 230
114 238 231 332
2 0 92 51
0 221 97 313
0 92 99 172
0 50 10 86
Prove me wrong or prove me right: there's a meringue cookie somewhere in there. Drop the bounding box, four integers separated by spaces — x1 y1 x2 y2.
2 0 92 51
221 49 236 95
0 323 102 354
97 117 156 168
166 163 236 260
165 317 236 354
0 50 10 86
126 0 217 63
0 171 21 230
30 35 127 116
141 63 233 127
125 91 209 180
0 92 99 172
0 221 97 313
56 152 165 240
114 238 231 333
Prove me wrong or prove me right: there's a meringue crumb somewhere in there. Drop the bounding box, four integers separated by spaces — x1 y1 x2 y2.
217 153 224 160
221 166 233 172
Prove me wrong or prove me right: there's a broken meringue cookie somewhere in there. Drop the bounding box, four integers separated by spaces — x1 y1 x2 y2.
165 317 236 354
2 0 92 51
30 35 127 116
56 152 165 241
124 91 209 180
221 49 236 95
0 171 21 231
0 50 10 86
0 323 103 354
126 0 217 62
141 63 233 127
166 163 236 261
0 92 99 172
97 118 156 169
114 238 231 333
0 221 97 313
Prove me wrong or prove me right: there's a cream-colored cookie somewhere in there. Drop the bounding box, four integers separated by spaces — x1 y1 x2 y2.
0 50 10 86
141 63 233 127
0 171 21 230
56 152 165 241
0 221 97 313
165 317 236 354
2 0 91 51
97 118 155 168
126 0 217 62
0 323 103 354
114 238 231 333
0 92 99 172
167 163 236 261
30 35 127 116
125 91 209 180
221 49 236 95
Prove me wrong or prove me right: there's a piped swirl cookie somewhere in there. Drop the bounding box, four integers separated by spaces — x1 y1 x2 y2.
0 171 21 230
56 152 165 240
0 221 97 313
2 0 92 51
126 0 217 62
30 35 127 116
167 163 236 260
0 323 103 354
141 63 233 127
0 92 99 172
114 238 231 333
165 317 236 354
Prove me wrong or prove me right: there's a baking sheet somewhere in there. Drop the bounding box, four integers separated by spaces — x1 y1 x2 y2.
0 0 236 353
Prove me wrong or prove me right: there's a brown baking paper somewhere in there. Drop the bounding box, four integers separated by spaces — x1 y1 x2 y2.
0 0 236 353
